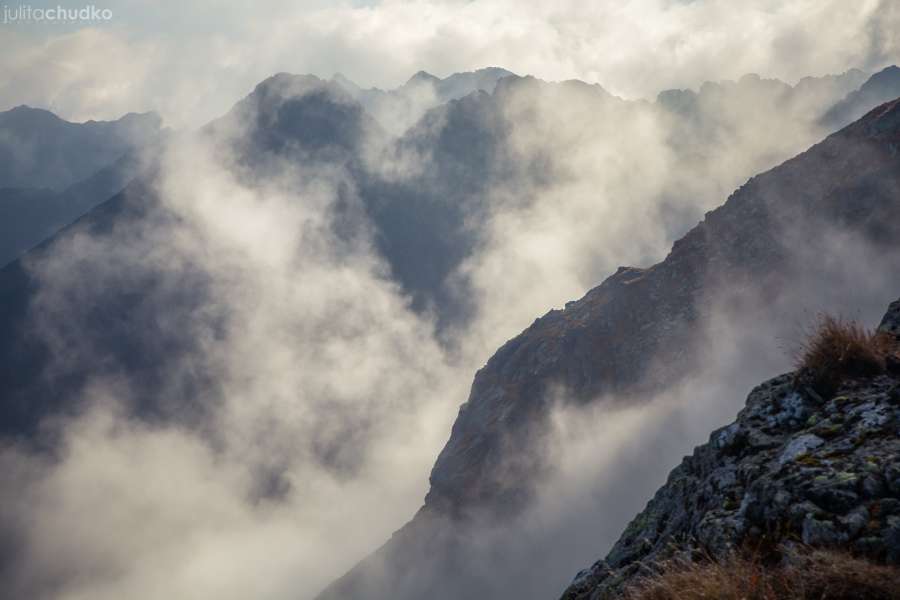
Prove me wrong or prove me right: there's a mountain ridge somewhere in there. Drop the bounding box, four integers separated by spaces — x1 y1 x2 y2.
821 65 900 130
318 95 900 600
0 105 161 190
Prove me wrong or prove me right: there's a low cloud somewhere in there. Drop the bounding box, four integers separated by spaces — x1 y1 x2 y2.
2 130 472 599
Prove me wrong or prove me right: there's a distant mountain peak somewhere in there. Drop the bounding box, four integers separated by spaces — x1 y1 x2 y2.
0 104 163 192
859 65 900 96
821 64 900 129
331 72 362 92
206 69 383 162
870 64 900 80
0 104 161 129
406 70 441 85
0 104 64 126
470 66 516 78
252 72 329 97
7 104 49 114
402 67 518 91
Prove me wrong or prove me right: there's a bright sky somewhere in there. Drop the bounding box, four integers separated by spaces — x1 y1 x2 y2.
0 0 896 126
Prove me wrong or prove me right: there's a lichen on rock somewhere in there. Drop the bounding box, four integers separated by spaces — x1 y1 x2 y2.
561 298 900 600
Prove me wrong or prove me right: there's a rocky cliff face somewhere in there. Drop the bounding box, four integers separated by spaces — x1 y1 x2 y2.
561 299 900 599
320 98 900 599
424 96 900 521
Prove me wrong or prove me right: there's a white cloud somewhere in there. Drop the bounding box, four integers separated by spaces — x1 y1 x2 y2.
0 0 896 126
2 129 472 599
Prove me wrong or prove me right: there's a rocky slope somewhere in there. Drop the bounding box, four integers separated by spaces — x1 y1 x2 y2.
561 299 900 599
319 97 900 599
424 96 900 521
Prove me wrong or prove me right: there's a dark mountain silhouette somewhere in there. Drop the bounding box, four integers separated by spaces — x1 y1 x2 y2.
0 150 157 266
318 98 900 600
0 74 391 439
0 177 219 437
821 65 900 129
201 73 482 322
207 72 604 325
0 105 161 190
206 73 385 164
0 107 163 266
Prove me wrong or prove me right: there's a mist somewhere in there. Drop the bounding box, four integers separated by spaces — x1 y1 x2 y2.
1 128 476 599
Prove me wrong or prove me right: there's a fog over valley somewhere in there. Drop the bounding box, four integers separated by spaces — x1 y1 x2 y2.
1 2 900 600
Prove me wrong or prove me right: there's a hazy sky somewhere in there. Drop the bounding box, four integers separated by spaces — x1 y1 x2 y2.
1 0 897 126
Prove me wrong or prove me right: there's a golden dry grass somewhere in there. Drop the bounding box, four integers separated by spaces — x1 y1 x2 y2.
625 550 900 600
793 314 895 396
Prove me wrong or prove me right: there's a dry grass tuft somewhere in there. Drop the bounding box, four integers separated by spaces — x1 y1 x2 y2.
626 549 900 600
793 314 895 397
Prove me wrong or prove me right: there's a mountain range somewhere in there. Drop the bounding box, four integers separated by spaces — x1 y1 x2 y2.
318 83 900 600
2 65 900 599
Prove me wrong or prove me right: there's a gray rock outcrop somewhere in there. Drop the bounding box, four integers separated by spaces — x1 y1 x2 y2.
561 299 900 600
